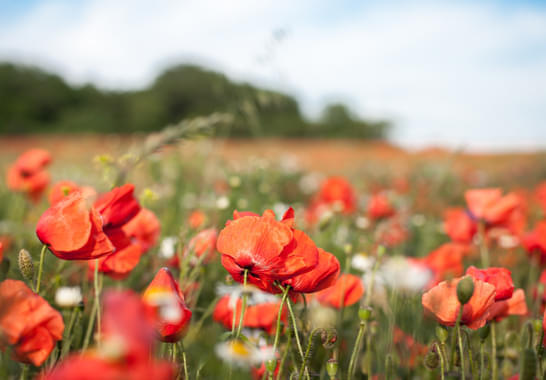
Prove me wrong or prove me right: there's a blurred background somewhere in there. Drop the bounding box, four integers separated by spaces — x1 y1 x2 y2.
0 0 545 151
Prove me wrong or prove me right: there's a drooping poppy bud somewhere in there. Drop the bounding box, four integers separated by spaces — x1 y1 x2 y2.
142 268 192 342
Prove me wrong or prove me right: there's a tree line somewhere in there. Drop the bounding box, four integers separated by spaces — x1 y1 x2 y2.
0 62 390 138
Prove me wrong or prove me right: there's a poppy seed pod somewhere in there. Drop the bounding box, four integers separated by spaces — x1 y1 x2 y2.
358 307 373 322
457 276 475 305
326 358 338 379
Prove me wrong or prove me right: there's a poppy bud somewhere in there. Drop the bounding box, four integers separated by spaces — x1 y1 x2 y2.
532 319 543 336
519 347 537 380
456 276 474 305
479 324 490 342
265 358 277 373
321 329 337 349
326 358 338 379
18 249 34 283
343 243 353 255
424 349 439 369
358 307 373 322
436 326 449 343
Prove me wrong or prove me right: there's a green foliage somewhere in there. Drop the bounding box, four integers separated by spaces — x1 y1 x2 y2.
0 62 389 138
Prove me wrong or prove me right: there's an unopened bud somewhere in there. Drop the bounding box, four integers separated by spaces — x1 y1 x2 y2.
424 348 440 369
343 244 353 255
532 319 543 336
436 326 449 343
326 358 338 379
358 307 373 322
457 276 474 305
479 324 491 342
376 245 386 258
320 329 337 349
18 249 34 282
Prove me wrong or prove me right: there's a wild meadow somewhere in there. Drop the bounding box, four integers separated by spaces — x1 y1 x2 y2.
1 114 546 380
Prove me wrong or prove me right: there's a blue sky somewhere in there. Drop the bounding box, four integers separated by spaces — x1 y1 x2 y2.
1 0 546 150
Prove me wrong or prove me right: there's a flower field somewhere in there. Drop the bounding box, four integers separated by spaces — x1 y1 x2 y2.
2 122 546 380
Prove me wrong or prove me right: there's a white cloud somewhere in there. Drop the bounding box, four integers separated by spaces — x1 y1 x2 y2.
1 0 545 150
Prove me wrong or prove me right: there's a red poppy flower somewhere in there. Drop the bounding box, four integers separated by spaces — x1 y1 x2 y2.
95 184 141 229
213 294 286 335
535 181 546 216
48 180 97 205
417 243 469 286
0 280 64 366
41 289 175 380
186 228 218 263
523 221 546 264
36 192 115 260
466 266 514 301
0 241 3 262
465 188 520 225
142 268 192 342
305 177 357 224
314 273 364 308
86 185 144 278
188 210 207 230
122 208 161 252
252 361 279 380
487 289 528 322
367 193 395 220
88 229 142 280
393 327 428 368
40 354 174 380
218 208 318 293
421 276 496 329
444 208 477 244
316 176 357 214
6 149 51 202
282 248 340 293
168 228 218 268
375 217 409 247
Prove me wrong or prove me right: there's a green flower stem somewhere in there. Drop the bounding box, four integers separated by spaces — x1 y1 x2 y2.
271 286 290 375
61 307 80 358
478 222 489 268
276 327 292 380
35 244 47 294
94 261 102 347
179 340 189 380
347 322 367 380
235 269 248 339
480 341 485 380
285 290 305 363
298 328 322 380
433 342 445 380
456 308 466 380
491 322 497 380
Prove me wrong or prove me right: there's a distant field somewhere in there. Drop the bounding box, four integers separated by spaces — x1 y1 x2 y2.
2 135 545 177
